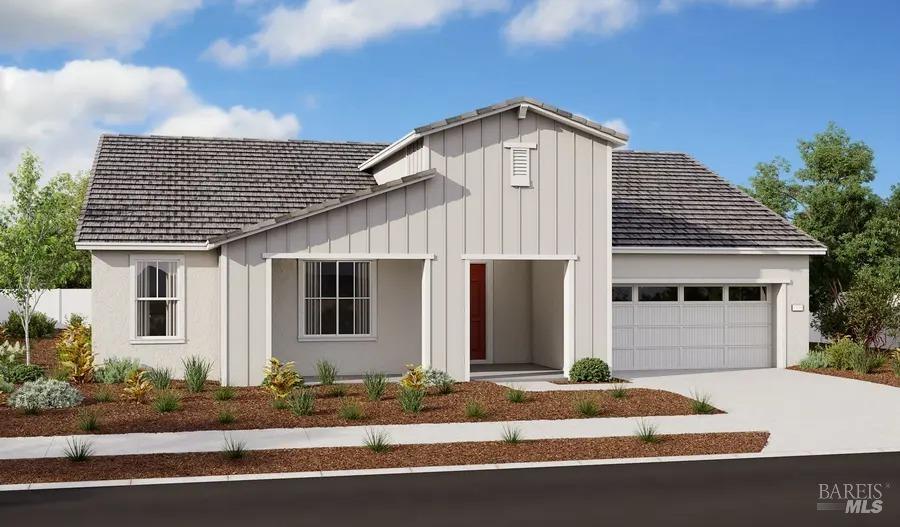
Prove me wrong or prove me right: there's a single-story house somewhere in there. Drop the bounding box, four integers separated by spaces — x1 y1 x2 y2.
75 97 825 385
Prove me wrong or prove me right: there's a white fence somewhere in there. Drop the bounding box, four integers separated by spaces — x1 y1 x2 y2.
0 289 91 328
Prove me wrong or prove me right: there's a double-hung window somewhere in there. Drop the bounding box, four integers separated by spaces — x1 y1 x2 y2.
132 256 184 342
301 261 374 338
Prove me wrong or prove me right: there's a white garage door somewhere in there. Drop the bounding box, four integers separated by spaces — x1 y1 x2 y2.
612 285 772 370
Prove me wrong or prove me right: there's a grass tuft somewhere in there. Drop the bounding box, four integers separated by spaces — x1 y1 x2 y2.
327 384 347 397
287 388 315 416
94 386 115 403
465 400 486 419
316 360 337 386
363 371 387 401
500 425 523 444
363 428 392 453
634 418 661 444
214 386 236 401
338 400 364 421
271 398 289 410
689 390 716 414
574 396 601 418
76 409 99 432
505 386 527 403
398 386 425 413
609 384 628 399
217 408 236 424
64 437 93 462
222 436 247 460
182 356 211 393
153 390 182 413
146 367 173 390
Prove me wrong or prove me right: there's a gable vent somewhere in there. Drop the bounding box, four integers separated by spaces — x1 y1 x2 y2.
510 147 531 187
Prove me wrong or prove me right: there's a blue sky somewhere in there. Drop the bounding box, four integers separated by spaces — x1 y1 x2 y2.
1 0 897 198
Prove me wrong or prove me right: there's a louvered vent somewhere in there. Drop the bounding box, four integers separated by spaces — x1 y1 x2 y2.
510 147 530 187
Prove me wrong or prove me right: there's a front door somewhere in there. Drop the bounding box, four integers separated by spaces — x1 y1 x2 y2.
469 263 486 361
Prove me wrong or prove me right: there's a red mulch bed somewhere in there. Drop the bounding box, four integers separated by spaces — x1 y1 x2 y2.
0 380 716 438
0 432 769 484
789 365 900 388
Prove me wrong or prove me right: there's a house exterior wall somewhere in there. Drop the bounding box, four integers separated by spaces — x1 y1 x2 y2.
222 107 614 383
271 258 421 376
611 254 810 366
90 250 220 379
531 260 565 369
491 260 532 364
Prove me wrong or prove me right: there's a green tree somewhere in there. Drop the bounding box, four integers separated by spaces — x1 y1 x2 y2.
823 259 900 348
0 152 87 363
740 156 798 219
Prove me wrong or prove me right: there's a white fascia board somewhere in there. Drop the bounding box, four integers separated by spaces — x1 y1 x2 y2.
612 246 827 256
612 277 793 284
461 254 578 261
523 105 628 147
358 130 418 171
76 242 211 251
264 252 435 260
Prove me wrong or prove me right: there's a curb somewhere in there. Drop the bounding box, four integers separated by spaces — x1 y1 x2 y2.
2 447 897 492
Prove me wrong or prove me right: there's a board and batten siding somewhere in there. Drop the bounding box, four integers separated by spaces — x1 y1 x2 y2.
223 108 614 384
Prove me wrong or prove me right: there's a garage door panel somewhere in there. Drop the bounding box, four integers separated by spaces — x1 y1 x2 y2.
680 347 726 369
726 326 769 347
726 304 769 325
634 327 680 347
612 348 634 370
635 305 680 326
633 348 679 370
725 347 770 368
613 327 633 348
681 326 724 346
612 305 633 325
681 305 724 326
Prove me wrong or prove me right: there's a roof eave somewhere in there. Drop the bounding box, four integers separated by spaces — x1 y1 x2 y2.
612 246 827 256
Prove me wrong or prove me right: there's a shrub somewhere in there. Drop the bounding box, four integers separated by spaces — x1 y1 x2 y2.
262 358 302 400
64 437 93 462
182 356 211 393
363 429 392 453
0 363 44 384
95 357 140 384
94 386 115 403
569 358 611 383
56 319 93 383
798 350 828 369
574 396 601 417
153 390 182 413
465 400 486 419
501 425 523 444
214 386 236 401
825 337 864 370
634 419 661 444
271 398 289 410
0 378 13 394
287 388 315 416
363 371 387 401
146 367 173 390
77 409 99 432
425 368 455 394
1 311 57 338
217 408 236 424
847 348 883 375
398 386 425 413
0 340 24 367
609 384 628 399
7 379 83 410
339 400 364 421
327 384 347 397
689 391 716 414
222 436 246 460
505 386 526 403
66 313 86 328
399 364 427 391
316 360 338 385
122 370 152 403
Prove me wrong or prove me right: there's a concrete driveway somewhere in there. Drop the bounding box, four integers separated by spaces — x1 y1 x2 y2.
620 368 900 455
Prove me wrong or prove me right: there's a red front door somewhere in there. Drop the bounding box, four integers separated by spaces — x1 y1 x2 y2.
470 263 486 361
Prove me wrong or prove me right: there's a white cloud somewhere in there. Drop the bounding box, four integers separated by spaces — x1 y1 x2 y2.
203 39 252 68
207 0 508 65
505 0 640 45
0 60 300 195
0 0 202 54
602 118 630 136
505 0 814 45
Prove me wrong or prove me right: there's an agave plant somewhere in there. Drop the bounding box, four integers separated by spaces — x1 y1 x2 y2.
262 358 302 400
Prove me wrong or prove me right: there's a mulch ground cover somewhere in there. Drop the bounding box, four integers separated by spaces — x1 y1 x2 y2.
0 380 717 438
0 432 768 484
788 365 900 388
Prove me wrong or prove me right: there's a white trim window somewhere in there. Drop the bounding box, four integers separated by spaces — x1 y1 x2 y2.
300 261 375 339
131 256 185 343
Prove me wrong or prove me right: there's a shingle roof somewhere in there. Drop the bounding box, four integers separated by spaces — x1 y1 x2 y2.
76 135 823 250
611 151 822 248
76 134 386 243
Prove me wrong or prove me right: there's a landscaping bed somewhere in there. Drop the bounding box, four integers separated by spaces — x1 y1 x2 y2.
789 365 900 388
0 432 768 484
0 381 718 438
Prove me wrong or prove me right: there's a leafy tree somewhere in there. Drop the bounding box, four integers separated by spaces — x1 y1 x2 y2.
820 259 900 348
740 156 798 219
0 151 88 363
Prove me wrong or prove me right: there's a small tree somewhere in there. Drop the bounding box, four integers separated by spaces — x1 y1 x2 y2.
840 260 900 349
0 152 81 363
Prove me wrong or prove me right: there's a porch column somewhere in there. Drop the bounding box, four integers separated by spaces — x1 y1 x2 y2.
563 258 575 378
264 257 273 363
776 283 788 368
421 258 432 370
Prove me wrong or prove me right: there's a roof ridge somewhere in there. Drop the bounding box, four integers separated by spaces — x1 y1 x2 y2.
100 133 388 147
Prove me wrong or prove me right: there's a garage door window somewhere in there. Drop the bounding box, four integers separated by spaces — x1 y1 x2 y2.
684 286 723 302
638 286 678 302
612 286 633 302
729 286 767 301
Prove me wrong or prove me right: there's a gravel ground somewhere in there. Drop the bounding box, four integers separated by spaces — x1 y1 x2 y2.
0 432 769 484
788 365 900 388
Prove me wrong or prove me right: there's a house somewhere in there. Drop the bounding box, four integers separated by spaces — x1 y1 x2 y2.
75 97 825 385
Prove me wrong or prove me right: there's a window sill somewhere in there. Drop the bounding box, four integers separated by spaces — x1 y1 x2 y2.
129 338 186 345
298 335 377 343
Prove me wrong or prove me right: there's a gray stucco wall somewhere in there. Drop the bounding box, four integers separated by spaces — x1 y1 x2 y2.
611 254 811 366
271 259 421 377
531 261 565 369
90 250 220 379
